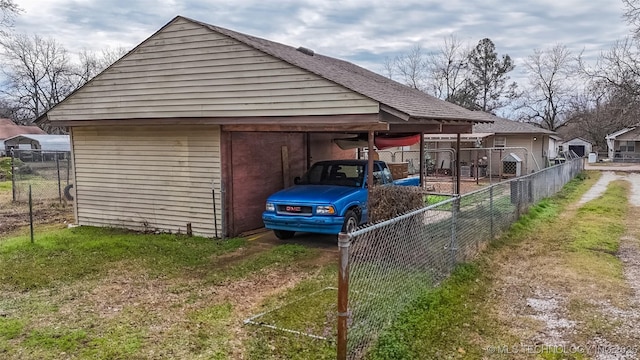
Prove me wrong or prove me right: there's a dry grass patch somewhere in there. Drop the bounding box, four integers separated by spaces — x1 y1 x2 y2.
0 226 336 359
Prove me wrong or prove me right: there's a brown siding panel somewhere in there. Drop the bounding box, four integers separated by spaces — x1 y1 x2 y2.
230 132 306 235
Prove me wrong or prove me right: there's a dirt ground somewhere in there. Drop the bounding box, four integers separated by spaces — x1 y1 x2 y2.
0 194 74 238
490 170 640 359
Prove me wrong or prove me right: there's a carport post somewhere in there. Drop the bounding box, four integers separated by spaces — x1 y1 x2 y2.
419 132 425 187
367 130 374 202
337 232 351 360
455 133 461 195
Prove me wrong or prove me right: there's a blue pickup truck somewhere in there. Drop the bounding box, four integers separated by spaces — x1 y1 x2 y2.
262 159 420 239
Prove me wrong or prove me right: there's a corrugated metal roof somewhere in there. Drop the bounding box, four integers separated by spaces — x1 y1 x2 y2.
4 134 70 151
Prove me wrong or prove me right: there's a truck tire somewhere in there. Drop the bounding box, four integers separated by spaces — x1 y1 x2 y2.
63 184 74 201
274 230 295 240
341 210 359 233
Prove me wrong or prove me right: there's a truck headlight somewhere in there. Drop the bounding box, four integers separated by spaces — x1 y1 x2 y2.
316 205 335 215
266 203 275 212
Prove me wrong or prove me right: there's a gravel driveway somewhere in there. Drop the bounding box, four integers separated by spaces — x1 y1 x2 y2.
578 171 640 359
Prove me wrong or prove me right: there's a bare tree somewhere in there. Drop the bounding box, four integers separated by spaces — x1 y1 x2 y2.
0 0 20 34
381 56 395 80
579 37 640 99
394 45 429 91
0 32 126 124
0 34 75 123
426 35 469 102
517 44 576 131
563 83 640 149
74 46 127 86
624 0 640 37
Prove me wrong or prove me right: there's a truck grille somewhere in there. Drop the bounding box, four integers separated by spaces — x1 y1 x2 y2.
277 205 313 215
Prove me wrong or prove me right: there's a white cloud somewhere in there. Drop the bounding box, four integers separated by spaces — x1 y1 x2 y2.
6 0 633 89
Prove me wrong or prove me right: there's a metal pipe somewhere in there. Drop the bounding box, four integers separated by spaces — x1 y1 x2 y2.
490 185 494 239
11 149 16 202
212 185 219 239
56 156 62 204
367 130 374 205
337 232 352 360
419 132 425 188
449 196 459 267
29 184 34 243
456 133 461 195
220 181 227 240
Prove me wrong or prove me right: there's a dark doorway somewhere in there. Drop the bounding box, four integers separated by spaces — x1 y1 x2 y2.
568 145 586 157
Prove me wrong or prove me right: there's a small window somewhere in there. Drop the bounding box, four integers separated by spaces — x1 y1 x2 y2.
619 141 636 152
494 136 507 148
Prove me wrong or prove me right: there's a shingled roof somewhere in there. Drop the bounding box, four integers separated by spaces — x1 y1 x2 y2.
0 118 46 140
189 17 491 124
472 112 556 134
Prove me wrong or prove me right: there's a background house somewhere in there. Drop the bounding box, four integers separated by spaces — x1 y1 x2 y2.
418 113 558 177
559 137 593 157
4 134 71 161
0 118 46 156
38 16 490 237
605 125 640 161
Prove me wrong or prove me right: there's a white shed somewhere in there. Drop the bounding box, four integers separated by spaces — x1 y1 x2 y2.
560 137 593 157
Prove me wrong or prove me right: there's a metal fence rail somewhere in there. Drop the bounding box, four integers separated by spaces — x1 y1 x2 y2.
11 149 73 203
337 157 584 359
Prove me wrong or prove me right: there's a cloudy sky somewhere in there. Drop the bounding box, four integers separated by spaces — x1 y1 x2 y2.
8 0 634 84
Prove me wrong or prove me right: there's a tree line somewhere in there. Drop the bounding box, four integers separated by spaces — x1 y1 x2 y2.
3 0 640 150
383 1 640 150
0 0 125 127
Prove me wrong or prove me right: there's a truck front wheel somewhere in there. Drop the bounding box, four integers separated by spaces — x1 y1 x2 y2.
274 230 295 240
341 210 359 233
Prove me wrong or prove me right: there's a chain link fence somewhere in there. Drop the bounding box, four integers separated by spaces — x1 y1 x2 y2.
337 157 584 359
11 149 73 203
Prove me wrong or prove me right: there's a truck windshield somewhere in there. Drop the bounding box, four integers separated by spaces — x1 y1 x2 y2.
301 163 364 187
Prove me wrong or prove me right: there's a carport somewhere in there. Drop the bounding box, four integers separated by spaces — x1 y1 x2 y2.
221 120 489 235
38 16 491 237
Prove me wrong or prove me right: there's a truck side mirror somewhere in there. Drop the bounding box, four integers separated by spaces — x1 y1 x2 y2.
294 176 301 185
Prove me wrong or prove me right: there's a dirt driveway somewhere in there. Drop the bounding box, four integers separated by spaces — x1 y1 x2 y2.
489 169 640 359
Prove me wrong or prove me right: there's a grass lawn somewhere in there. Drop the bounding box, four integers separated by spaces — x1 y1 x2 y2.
0 181 10 191
0 226 337 359
3 170 620 359
0 181 11 204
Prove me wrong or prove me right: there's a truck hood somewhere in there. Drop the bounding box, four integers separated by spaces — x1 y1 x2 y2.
267 185 361 204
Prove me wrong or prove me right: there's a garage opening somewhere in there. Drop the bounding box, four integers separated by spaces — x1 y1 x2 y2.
568 145 586 157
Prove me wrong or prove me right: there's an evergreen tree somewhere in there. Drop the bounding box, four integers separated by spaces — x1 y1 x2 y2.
465 38 518 112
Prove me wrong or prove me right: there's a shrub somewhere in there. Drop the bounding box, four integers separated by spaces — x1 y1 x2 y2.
0 157 12 180
369 185 427 223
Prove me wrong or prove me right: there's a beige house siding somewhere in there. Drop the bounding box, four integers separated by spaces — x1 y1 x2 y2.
48 17 378 121
72 125 222 237
616 129 640 141
485 134 545 174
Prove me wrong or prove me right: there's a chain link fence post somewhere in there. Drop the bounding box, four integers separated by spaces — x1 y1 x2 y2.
56 156 62 204
11 149 16 202
449 196 459 267
489 185 494 239
337 232 351 360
